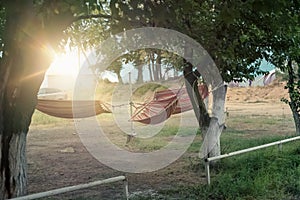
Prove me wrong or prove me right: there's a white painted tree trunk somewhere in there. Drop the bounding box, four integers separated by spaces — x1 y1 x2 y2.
0 132 28 199
183 44 226 159
200 85 226 159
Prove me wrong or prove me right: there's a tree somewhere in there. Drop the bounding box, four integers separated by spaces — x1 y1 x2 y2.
0 0 111 198
229 0 300 135
283 60 300 135
262 1 300 135
108 0 275 158
63 0 299 159
1 0 299 198
107 58 124 84
191 1 300 137
107 0 300 156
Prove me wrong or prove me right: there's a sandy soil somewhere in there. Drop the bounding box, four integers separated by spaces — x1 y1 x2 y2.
27 123 204 199
26 81 296 199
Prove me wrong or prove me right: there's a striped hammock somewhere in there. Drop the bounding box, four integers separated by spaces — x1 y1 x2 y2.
130 85 208 124
36 99 111 119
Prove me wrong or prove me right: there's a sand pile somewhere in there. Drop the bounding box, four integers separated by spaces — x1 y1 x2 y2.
226 81 289 103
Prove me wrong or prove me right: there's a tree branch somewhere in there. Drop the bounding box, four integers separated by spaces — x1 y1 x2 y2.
75 14 111 21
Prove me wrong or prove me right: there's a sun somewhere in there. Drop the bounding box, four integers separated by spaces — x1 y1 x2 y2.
40 49 86 90
46 50 81 77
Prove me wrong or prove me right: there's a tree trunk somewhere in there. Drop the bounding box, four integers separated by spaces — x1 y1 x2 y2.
0 132 27 199
151 51 159 82
117 73 124 84
290 103 300 135
183 46 226 159
0 1 73 198
183 45 210 129
201 85 227 159
174 68 178 78
148 59 153 82
287 59 300 135
183 61 210 129
137 65 144 84
0 26 49 199
183 60 225 159
156 51 162 80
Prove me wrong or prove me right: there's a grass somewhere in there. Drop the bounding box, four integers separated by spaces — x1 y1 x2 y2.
129 125 198 152
31 110 71 126
128 113 300 200
131 137 300 200
30 83 300 199
228 115 291 126
198 142 300 200
132 83 167 99
32 107 300 200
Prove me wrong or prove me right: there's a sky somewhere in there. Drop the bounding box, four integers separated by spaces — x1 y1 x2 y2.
41 49 118 88
43 49 276 89
259 59 275 72
46 50 81 77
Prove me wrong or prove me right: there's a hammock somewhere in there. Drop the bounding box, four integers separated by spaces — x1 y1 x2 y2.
36 99 111 119
131 95 179 125
36 85 208 122
131 84 208 124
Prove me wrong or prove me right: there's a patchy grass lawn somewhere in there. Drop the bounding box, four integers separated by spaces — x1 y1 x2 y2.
29 85 299 199
127 111 300 199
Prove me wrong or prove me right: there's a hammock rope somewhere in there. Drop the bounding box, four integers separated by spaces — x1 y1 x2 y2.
36 84 209 123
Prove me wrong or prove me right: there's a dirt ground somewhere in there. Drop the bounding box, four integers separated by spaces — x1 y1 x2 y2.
226 81 290 115
28 121 207 199
27 81 295 199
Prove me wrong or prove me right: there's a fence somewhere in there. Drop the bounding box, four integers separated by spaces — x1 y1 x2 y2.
204 136 300 185
10 176 129 200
